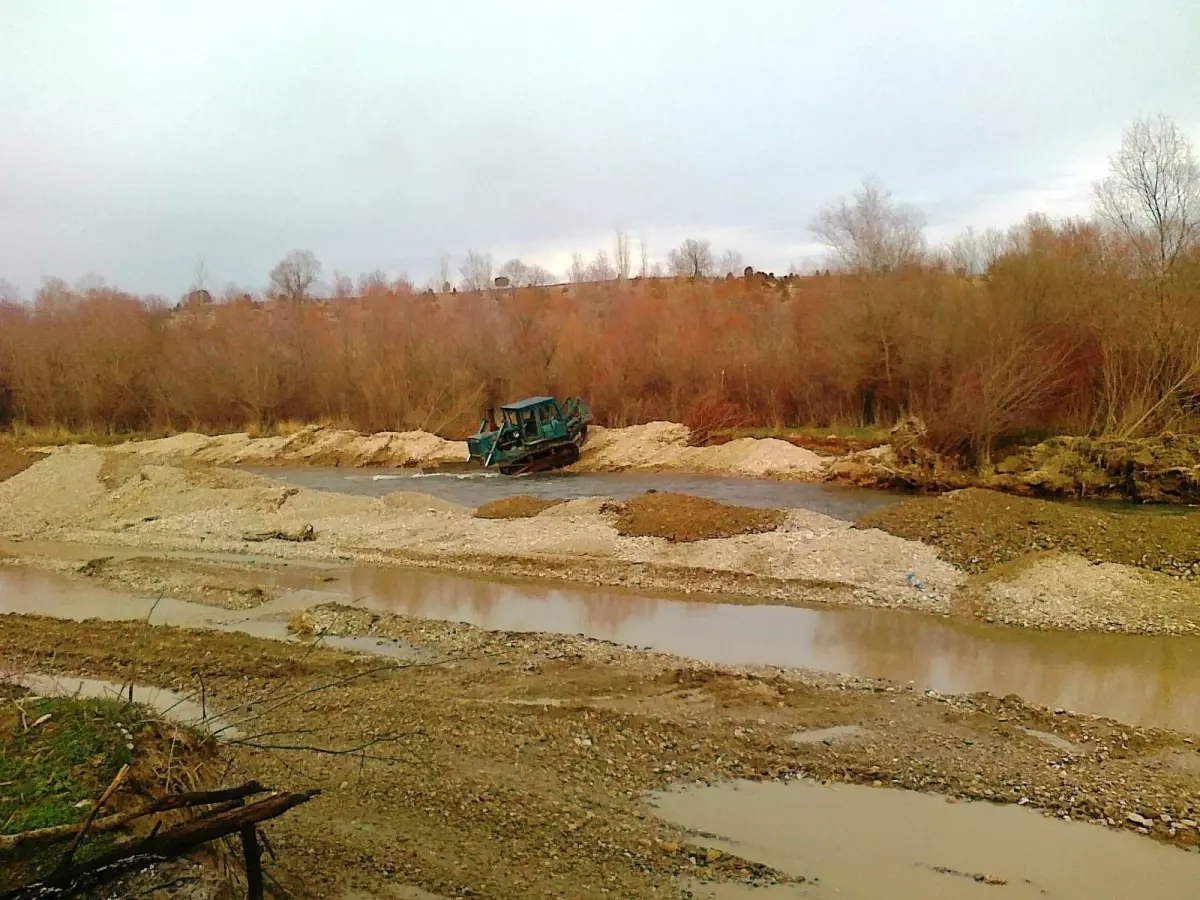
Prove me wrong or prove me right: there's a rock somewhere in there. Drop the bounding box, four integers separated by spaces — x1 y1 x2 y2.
661 842 679 854
705 848 722 863
1126 812 1150 827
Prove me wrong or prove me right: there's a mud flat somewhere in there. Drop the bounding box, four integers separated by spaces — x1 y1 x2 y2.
3 599 1200 898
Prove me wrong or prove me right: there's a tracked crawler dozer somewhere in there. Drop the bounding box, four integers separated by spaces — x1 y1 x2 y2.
466 396 591 475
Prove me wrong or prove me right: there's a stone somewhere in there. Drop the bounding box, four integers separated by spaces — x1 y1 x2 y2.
1126 812 1150 827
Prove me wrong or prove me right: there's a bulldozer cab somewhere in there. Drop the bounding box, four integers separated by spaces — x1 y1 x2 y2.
468 395 590 474
501 397 560 444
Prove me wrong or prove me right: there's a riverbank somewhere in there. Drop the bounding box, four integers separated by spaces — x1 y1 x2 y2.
3 606 1199 898
2 445 1199 635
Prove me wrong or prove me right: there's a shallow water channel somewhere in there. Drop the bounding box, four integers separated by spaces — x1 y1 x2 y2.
652 779 1200 898
4 561 1200 733
242 467 897 519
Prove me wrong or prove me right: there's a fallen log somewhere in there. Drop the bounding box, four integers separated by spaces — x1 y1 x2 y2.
0 782 270 855
3 789 318 900
241 524 315 543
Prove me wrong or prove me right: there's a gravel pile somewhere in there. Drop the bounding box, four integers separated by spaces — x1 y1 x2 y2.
575 423 827 478
0 447 963 616
979 554 1200 634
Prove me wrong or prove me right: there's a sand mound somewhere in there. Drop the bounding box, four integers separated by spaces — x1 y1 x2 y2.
0 446 108 535
382 491 470 515
978 553 1200 634
113 425 469 468
614 492 784 542
575 423 825 478
474 496 564 519
535 497 617 518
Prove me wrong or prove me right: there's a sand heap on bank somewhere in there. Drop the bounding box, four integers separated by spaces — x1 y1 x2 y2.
573 422 828 478
0 446 959 615
106 421 829 478
111 425 469 468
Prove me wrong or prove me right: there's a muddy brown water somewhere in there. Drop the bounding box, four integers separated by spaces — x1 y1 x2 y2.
4 562 1200 733
652 779 1200 898
242 467 898 519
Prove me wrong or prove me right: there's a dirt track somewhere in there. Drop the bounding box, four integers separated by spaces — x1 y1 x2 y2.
4 607 1199 899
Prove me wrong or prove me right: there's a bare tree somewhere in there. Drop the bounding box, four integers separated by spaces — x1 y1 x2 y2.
526 264 554 286
269 250 321 301
943 226 1006 275
810 178 927 273
438 254 452 289
717 249 744 276
191 257 209 293
458 249 493 291
331 271 354 299
614 230 632 280
567 253 589 284
1094 115 1200 274
639 235 649 277
667 239 714 278
498 258 531 287
587 250 617 282
0 279 19 303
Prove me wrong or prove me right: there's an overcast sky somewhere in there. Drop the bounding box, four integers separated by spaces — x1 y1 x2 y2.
2 0 1198 296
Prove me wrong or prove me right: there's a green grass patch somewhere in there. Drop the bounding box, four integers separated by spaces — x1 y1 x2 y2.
1 696 143 887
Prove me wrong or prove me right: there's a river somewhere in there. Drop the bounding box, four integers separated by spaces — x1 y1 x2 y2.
4 561 1200 733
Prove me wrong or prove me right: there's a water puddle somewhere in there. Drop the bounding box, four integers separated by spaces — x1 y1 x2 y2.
650 779 1200 899
13 673 234 734
244 467 896 521
5 562 1200 732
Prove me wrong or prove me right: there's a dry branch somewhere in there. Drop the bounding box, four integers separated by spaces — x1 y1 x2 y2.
2 787 318 900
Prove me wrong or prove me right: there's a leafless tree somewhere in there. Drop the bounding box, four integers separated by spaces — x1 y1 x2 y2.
438 254 452 289
667 239 714 278
1094 115 1200 274
191 257 209 293
639 235 649 277
526 264 554 286
567 253 589 284
269 250 321 302
587 250 617 282
718 249 744 276
331 271 354 299
458 249 493 291
356 270 389 296
942 226 1007 276
614 230 632 279
498 258 531 287
0 279 20 303
810 178 927 273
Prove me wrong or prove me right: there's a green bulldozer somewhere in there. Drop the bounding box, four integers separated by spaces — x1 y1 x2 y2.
466 396 591 475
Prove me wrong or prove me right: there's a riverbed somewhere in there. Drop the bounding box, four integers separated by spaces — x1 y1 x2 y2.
5 559 1200 732
242 467 898 519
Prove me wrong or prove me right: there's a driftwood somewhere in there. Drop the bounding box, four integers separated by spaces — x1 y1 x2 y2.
241 524 315 543
0 782 270 855
1 783 316 900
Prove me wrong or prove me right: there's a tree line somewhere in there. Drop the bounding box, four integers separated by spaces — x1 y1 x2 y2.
0 116 1197 462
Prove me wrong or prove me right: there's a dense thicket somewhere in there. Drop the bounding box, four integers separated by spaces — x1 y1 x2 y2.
2 218 1198 462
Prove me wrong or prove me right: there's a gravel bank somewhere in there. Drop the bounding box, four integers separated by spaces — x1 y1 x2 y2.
862 488 1200 634
0 447 958 615
2 609 1198 899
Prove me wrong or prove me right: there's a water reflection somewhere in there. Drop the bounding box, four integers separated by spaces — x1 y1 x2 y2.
344 567 1200 732
5 563 1200 733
